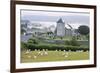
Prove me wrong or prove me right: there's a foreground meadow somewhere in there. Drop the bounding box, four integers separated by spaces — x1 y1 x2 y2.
21 50 89 63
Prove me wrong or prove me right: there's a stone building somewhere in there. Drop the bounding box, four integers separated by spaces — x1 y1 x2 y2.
55 18 78 37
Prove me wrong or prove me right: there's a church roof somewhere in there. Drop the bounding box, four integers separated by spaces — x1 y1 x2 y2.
57 18 64 23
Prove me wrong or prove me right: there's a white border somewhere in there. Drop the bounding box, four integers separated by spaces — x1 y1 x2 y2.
16 5 94 69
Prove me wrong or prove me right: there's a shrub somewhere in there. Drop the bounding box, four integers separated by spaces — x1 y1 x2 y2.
65 40 71 45
65 36 80 46
71 37 80 46
21 42 27 50
25 43 89 51
28 38 38 44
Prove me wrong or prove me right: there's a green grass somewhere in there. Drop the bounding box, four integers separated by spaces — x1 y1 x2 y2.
21 51 89 63
46 36 72 40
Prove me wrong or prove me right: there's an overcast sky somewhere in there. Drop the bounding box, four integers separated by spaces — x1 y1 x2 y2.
21 10 90 29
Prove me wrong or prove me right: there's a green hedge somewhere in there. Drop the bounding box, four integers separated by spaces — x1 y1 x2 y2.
21 42 28 50
25 43 89 51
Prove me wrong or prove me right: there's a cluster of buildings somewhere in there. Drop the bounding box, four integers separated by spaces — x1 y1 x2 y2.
21 18 79 37
21 18 81 42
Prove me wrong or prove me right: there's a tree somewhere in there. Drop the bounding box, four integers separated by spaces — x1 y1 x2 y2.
47 31 53 35
71 37 79 46
65 36 80 46
21 42 27 50
86 34 89 40
28 38 38 44
78 25 89 35
21 28 26 35
60 36 63 40
21 24 26 35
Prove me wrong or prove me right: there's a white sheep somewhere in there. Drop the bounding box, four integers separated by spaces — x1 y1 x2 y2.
62 53 66 56
25 50 30 54
62 52 69 58
64 55 68 58
28 55 31 58
40 52 43 56
55 50 58 51
33 55 37 59
38 51 41 54
37 51 41 56
44 51 48 55
35 49 37 51
63 50 66 52
66 52 68 55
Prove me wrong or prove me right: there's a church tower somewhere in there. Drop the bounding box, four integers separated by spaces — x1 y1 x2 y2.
56 18 65 37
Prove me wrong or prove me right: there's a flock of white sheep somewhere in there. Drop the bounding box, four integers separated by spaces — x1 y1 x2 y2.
25 49 69 59
24 49 88 60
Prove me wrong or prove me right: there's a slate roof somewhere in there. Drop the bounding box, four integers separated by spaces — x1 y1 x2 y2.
57 18 64 23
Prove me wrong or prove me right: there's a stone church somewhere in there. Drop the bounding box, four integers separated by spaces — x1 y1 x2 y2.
55 18 78 37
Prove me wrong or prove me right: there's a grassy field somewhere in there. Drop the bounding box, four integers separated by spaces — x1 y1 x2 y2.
21 51 89 63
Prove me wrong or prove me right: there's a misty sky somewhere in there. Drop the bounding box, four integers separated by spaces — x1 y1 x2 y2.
21 10 90 29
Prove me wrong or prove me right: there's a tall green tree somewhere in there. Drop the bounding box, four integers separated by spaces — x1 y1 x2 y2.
78 25 89 35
